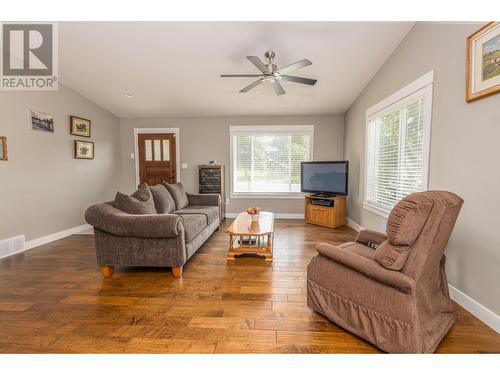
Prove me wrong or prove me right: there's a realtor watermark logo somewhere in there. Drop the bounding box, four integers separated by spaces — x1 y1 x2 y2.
0 22 58 90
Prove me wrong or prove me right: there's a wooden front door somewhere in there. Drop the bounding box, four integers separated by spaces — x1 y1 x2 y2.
138 133 177 186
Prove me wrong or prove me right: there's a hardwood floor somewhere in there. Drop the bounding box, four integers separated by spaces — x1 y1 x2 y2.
0 220 498 354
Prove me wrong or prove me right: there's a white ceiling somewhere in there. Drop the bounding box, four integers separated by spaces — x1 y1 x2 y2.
59 22 414 118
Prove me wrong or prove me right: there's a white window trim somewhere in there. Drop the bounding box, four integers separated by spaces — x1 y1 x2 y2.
133 128 180 188
363 70 434 218
229 125 314 199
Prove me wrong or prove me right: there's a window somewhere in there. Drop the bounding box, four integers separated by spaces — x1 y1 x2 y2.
364 71 433 218
230 125 313 197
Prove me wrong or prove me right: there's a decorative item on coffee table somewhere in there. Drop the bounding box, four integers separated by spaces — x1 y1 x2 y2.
247 206 261 222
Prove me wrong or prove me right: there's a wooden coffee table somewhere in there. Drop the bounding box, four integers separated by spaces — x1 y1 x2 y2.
225 211 274 262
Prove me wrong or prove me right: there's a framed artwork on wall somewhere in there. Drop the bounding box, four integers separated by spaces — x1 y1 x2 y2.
31 110 54 132
74 140 95 159
0 136 7 160
70 116 91 137
466 22 500 102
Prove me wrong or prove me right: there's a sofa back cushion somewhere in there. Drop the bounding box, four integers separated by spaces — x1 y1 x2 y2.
114 184 156 214
163 181 189 210
150 184 176 214
375 240 411 270
386 194 434 246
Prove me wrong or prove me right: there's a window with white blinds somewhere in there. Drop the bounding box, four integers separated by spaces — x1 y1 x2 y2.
364 72 433 217
230 126 313 195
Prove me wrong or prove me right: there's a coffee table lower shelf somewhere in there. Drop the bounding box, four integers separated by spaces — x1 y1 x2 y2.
226 235 273 262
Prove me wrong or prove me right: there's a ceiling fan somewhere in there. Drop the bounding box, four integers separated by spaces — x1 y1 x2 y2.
221 51 317 96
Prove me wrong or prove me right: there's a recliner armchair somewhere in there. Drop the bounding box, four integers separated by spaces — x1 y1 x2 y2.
307 191 464 353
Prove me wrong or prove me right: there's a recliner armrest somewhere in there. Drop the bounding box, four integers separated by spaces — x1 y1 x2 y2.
85 203 183 238
356 229 388 248
187 193 221 207
315 243 415 294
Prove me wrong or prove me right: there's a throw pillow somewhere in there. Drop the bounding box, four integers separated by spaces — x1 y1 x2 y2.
114 184 156 214
163 181 189 210
149 184 176 214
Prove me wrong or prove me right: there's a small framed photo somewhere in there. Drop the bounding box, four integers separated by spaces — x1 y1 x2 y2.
74 140 94 159
31 110 54 132
0 136 7 161
70 116 91 137
466 22 500 102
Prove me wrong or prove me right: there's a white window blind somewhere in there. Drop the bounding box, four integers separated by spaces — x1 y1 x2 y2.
364 73 433 217
231 126 313 195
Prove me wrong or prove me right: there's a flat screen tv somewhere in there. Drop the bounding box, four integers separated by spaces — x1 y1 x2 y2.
301 161 349 197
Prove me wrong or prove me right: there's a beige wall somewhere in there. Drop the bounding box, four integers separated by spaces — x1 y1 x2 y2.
0 84 121 241
344 23 500 314
120 115 344 215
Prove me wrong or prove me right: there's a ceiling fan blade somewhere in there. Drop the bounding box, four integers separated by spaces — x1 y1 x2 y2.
271 80 286 96
276 59 312 74
221 74 263 77
239 78 265 93
280 75 317 86
246 56 270 74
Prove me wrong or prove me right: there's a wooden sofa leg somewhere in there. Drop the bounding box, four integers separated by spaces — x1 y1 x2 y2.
172 266 183 278
100 266 114 277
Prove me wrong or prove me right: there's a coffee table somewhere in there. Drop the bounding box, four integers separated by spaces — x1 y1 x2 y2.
225 211 274 262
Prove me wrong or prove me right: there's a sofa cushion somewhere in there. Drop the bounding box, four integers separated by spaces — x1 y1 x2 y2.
178 214 206 242
375 240 411 270
174 206 219 225
387 194 434 246
149 184 176 214
163 182 189 210
114 184 156 214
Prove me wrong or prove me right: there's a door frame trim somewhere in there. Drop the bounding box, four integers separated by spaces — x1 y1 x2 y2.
133 128 181 187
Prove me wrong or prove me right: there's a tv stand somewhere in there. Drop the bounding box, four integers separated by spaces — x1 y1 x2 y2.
305 194 346 229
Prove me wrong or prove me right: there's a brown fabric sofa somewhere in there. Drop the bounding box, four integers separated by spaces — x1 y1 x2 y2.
85 184 221 278
307 191 464 353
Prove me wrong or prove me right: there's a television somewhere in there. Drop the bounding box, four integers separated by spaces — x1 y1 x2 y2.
301 161 349 197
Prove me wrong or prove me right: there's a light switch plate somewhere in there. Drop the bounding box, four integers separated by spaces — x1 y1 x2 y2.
130 153 135 159
181 163 188 169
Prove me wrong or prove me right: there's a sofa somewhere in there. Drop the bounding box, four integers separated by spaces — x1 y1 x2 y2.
307 191 464 353
85 182 221 278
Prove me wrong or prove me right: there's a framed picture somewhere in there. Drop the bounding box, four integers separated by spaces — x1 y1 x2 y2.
74 140 94 159
31 110 54 132
70 116 91 137
0 136 7 161
466 22 500 102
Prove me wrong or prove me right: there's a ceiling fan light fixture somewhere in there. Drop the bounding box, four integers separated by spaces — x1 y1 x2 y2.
124 93 133 98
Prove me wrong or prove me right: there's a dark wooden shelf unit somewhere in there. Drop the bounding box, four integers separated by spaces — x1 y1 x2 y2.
198 164 225 222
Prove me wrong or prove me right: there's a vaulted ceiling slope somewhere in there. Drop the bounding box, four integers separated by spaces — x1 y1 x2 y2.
59 22 414 118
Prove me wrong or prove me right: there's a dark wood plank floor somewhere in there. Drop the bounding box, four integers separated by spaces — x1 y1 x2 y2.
0 220 498 353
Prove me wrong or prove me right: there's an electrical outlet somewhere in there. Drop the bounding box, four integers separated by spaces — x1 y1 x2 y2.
181 163 188 169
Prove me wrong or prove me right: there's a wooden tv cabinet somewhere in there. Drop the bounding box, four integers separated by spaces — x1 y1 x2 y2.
304 195 346 229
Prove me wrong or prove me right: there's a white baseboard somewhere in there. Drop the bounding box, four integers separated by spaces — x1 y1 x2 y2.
346 217 363 232
25 224 92 251
448 284 500 334
226 212 304 219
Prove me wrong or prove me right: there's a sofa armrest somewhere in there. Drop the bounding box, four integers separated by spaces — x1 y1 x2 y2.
356 229 388 248
85 203 183 238
187 193 221 207
315 243 414 294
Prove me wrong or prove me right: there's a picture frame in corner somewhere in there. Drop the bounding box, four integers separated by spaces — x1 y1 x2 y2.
74 140 95 159
70 115 91 137
466 22 500 102
0 136 7 161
